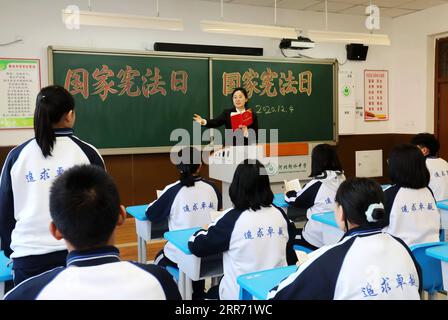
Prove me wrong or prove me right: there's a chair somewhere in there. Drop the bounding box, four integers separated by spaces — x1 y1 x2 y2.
0 251 13 299
293 244 314 254
410 242 445 300
165 265 180 283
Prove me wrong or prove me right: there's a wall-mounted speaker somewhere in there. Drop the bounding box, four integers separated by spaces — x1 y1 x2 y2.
346 43 368 61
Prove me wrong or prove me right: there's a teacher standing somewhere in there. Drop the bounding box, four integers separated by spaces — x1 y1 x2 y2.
193 87 258 145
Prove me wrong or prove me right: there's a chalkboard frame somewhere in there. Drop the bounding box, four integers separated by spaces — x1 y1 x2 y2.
209 56 338 146
48 46 338 154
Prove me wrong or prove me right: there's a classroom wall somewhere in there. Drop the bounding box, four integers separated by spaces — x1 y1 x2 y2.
0 0 439 206
392 3 448 134
0 0 394 147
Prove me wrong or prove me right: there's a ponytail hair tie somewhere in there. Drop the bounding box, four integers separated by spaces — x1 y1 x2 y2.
365 203 384 223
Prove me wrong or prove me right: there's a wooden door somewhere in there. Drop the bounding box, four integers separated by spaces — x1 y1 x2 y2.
435 38 448 159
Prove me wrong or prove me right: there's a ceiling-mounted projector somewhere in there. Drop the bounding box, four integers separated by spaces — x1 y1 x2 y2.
279 36 315 50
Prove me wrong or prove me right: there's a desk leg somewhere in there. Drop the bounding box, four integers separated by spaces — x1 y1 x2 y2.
137 237 142 263
137 237 147 264
178 271 186 300
185 277 193 300
0 282 4 300
142 239 147 264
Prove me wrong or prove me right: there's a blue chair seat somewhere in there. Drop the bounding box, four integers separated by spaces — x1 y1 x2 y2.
165 266 179 282
410 242 445 296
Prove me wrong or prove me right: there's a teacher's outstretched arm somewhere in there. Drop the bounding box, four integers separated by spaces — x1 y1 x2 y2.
193 111 227 128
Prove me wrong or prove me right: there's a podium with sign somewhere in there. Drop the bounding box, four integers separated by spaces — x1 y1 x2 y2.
208 145 310 209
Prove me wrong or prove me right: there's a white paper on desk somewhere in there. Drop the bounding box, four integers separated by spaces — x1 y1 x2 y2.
156 190 163 198
284 179 302 192
295 250 309 266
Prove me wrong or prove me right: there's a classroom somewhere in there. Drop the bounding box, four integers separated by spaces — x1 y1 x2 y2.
1 0 448 303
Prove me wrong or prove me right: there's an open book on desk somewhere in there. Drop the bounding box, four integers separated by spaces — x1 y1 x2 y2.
230 109 253 131
284 179 302 193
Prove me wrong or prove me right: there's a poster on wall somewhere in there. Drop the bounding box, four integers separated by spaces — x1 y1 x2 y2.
364 70 388 121
338 70 356 134
0 58 41 129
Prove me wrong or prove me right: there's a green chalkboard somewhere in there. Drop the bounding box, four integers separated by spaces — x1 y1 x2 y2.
50 48 209 151
211 58 337 143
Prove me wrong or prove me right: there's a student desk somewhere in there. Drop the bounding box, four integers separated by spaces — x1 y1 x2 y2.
311 211 344 245
436 200 448 241
425 244 448 294
237 265 298 300
126 205 151 263
273 193 289 209
126 205 170 263
164 227 223 300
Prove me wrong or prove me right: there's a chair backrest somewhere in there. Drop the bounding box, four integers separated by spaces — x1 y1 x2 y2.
410 242 445 294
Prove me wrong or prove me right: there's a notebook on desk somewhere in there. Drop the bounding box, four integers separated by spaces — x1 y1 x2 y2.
284 179 302 192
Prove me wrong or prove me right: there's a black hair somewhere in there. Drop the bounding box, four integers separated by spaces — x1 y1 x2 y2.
34 85 75 157
176 147 201 187
388 144 430 189
309 143 343 177
229 159 273 211
49 164 120 250
335 177 387 229
231 87 249 107
411 133 440 157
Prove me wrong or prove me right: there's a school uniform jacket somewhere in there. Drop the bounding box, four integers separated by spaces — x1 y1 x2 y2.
426 156 448 201
285 170 346 247
188 205 298 300
0 129 104 259
383 185 440 247
268 228 422 300
4 246 181 300
146 176 222 263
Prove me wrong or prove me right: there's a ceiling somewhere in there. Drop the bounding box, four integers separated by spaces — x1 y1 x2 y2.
200 0 448 18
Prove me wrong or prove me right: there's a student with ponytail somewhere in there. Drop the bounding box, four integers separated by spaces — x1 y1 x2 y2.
269 178 422 300
146 146 222 299
0 85 104 286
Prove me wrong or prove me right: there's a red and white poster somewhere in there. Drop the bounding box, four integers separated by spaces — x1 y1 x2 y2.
364 70 388 121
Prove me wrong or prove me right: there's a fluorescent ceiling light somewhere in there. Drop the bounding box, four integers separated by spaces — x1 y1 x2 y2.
308 30 391 46
200 20 298 39
62 10 183 31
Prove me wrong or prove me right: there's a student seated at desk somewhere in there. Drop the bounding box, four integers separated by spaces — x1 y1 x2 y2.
146 146 222 300
411 133 448 201
188 160 297 300
285 144 345 250
383 144 440 247
5 165 181 300
268 178 422 300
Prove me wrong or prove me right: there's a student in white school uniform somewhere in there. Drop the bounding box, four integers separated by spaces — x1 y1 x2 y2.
285 143 345 250
0 85 104 287
146 146 222 300
268 178 422 300
5 165 181 300
411 133 448 201
188 160 298 300
383 144 441 247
